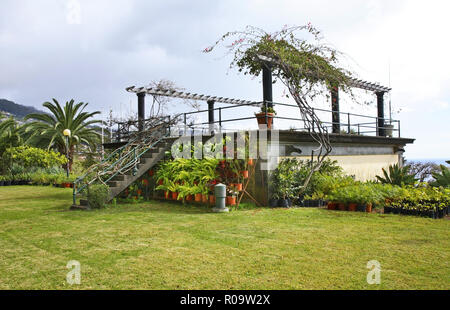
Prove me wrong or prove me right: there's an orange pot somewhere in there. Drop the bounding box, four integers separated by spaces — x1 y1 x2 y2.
241 170 249 179
366 203 373 213
201 194 208 204
338 203 347 211
234 183 243 191
255 112 274 129
248 159 254 166
348 203 357 212
226 196 236 206
209 194 216 205
164 191 170 199
137 189 142 196
327 202 337 210
171 192 178 200
186 194 193 202
194 193 202 202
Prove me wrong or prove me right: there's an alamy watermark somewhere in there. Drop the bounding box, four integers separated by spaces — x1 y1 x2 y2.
169 125 279 171
66 260 81 285
66 0 82 25
366 260 381 285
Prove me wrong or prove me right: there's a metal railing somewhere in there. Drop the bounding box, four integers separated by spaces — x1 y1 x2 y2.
173 100 401 138
73 117 173 205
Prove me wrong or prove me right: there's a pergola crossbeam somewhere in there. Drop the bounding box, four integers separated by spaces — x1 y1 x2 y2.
126 86 260 106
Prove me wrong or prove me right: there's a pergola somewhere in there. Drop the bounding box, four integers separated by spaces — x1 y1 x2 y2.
126 70 392 136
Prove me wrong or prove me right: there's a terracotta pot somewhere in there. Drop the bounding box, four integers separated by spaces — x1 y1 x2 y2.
194 193 202 202
186 194 193 202
348 203 357 212
327 202 337 210
164 191 170 199
226 196 236 206
209 194 216 205
171 192 178 200
241 170 249 179
234 183 243 191
338 203 347 211
248 159 254 166
366 203 373 213
255 112 274 129
201 194 208 204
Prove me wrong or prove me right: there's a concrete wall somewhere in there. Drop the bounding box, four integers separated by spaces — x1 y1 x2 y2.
282 154 400 181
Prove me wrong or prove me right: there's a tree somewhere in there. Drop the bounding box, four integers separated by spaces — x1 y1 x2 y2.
24 99 102 172
406 161 440 183
0 114 26 156
204 25 354 194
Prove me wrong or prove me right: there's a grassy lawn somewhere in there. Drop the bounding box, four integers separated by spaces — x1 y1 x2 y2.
0 186 448 290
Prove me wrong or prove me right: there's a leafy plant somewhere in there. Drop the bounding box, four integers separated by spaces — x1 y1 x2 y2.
259 106 277 115
376 164 416 186
87 184 110 209
430 164 450 188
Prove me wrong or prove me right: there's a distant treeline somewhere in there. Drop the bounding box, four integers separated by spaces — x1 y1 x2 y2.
0 99 44 119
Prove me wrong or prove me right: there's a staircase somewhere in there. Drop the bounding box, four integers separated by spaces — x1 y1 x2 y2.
106 140 170 200
72 120 173 209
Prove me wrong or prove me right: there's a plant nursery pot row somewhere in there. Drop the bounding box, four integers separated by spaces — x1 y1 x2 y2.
298 199 326 208
0 180 32 186
269 198 293 208
327 202 372 213
384 206 448 219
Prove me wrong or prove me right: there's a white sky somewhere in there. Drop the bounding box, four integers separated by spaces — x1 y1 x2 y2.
0 0 449 159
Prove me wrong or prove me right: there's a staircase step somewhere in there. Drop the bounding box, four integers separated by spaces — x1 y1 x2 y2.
107 181 118 187
111 175 125 181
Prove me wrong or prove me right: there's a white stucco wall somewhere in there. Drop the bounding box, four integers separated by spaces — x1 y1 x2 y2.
282 154 400 181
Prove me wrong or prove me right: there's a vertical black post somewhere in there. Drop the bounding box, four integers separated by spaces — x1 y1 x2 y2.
207 100 215 135
262 65 273 108
137 92 146 132
331 87 340 134
376 91 385 136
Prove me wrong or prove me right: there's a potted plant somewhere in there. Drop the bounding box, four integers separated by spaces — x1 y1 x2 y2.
0 176 4 186
255 106 276 129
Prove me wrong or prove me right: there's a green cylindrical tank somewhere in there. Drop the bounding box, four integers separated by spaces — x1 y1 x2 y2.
213 183 228 212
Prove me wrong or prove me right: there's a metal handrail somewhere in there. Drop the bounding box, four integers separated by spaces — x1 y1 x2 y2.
72 117 173 205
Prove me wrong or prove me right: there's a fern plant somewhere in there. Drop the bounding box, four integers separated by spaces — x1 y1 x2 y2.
376 164 416 186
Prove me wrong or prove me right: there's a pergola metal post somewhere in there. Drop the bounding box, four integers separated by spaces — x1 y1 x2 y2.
376 91 385 136
331 87 340 134
262 65 273 108
207 100 215 134
137 92 146 132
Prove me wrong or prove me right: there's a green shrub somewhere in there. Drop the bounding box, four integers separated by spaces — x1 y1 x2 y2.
2 146 67 171
87 184 110 209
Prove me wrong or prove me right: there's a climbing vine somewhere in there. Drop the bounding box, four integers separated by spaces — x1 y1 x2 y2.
204 24 355 194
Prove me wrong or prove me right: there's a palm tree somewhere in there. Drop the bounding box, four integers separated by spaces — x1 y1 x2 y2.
25 99 102 172
0 115 25 152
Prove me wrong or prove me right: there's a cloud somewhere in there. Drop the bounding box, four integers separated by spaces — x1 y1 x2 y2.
0 0 449 158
